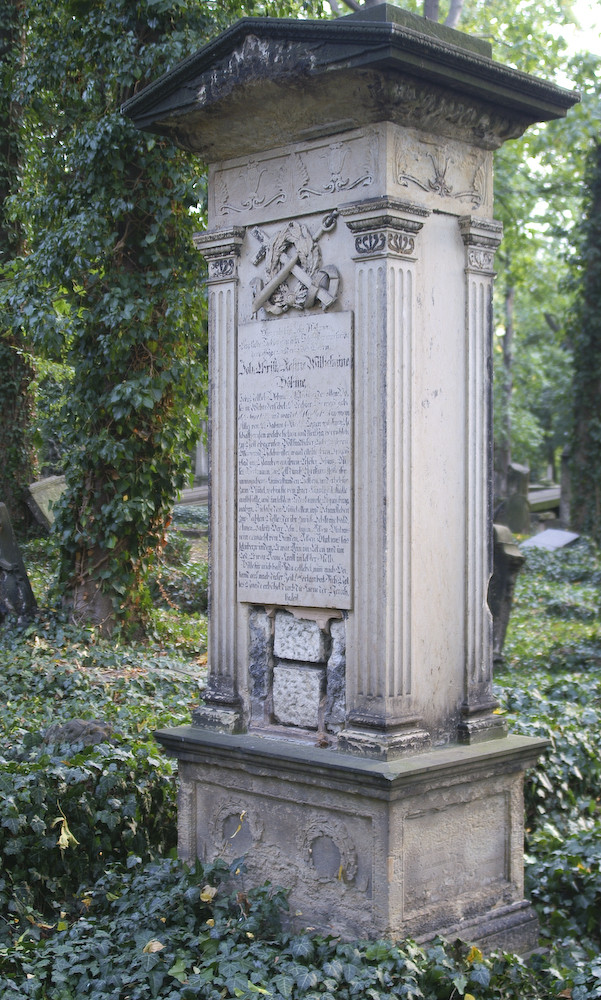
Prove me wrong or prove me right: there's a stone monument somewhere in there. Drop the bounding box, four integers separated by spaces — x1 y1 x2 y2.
123 4 578 949
0 503 37 623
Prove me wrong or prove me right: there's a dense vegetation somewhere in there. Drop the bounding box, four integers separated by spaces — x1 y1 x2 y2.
1 531 600 998
2 0 600 617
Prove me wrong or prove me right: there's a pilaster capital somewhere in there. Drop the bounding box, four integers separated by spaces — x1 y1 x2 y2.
459 217 503 275
194 227 245 281
341 197 428 261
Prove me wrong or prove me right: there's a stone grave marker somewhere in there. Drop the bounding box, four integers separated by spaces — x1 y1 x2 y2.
489 524 525 668
27 475 66 529
521 528 580 551
0 503 37 623
124 2 578 950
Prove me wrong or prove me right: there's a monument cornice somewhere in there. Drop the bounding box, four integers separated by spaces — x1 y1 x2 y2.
122 7 578 159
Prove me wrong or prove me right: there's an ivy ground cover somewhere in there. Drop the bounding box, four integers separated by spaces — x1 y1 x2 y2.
1 533 600 998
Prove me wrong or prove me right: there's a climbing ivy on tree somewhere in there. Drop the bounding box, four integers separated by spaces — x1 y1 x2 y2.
0 0 37 527
570 140 601 543
3 0 323 628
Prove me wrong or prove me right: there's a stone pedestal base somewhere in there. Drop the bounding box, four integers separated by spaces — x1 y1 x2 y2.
155 727 545 951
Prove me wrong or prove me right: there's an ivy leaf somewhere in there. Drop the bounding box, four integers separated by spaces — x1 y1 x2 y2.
470 964 491 988
273 973 295 998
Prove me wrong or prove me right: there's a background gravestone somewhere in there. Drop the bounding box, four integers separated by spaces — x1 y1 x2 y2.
27 475 66 529
0 503 37 623
124 3 578 950
490 523 525 668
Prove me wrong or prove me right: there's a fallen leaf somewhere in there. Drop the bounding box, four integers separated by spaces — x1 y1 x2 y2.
143 939 165 953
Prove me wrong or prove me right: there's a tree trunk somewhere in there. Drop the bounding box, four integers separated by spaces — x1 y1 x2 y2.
423 0 440 20
571 142 601 541
0 0 37 528
445 0 465 28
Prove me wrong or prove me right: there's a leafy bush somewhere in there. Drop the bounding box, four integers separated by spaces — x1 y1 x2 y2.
495 539 601 957
0 735 177 926
149 558 208 614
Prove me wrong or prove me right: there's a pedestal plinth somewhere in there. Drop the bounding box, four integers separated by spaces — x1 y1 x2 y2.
124 3 578 951
157 728 546 949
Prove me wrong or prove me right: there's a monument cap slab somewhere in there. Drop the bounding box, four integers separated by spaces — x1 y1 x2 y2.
122 7 578 160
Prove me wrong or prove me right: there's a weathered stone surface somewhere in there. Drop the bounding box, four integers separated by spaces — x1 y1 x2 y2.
274 612 329 663
325 619 346 731
27 475 66 529
248 608 272 700
123 6 576 163
43 718 113 746
273 664 325 729
237 312 352 610
125 2 578 952
521 528 580 551
157 727 546 950
0 503 37 623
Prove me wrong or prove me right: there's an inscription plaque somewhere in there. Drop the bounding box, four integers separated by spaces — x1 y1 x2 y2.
237 312 353 609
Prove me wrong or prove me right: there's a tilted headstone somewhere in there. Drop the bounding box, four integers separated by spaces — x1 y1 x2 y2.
124 3 578 950
0 503 37 622
27 475 66 529
521 528 580 551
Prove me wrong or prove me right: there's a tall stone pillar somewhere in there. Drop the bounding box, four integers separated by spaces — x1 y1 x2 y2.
124 3 578 949
340 199 430 757
193 228 247 733
458 216 506 743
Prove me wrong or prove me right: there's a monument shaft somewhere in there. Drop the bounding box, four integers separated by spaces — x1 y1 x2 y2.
124 3 577 946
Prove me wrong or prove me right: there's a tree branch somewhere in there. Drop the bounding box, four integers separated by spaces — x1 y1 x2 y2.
444 0 465 28
423 0 440 21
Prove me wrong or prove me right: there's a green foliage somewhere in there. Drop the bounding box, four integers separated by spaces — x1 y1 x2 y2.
0 735 178 925
31 358 75 475
0 537 207 921
2 515 601 998
172 503 209 532
0 0 38 525
495 540 601 957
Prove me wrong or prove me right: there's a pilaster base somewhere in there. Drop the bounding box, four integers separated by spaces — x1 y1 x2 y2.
191 703 244 734
458 702 508 744
155 727 546 951
337 723 431 759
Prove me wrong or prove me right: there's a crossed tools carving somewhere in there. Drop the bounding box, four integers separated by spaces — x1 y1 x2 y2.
251 211 340 315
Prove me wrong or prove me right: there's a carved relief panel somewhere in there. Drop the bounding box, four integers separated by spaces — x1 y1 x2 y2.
390 124 493 216
210 127 381 227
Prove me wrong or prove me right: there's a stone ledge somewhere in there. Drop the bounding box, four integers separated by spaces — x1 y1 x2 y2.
155 726 548 798
166 727 545 948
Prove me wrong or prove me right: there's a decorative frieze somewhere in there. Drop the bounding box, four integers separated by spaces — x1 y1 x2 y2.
394 133 491 210
250 212 340 315
194 227 245 284
211 128 379 226
343 198 427 266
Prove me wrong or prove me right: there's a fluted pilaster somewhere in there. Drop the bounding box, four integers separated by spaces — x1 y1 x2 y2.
192 228 246 732
458 217 506 743
338 200 430 758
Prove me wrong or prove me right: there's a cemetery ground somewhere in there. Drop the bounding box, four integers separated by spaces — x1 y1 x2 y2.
1 515 600 1000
